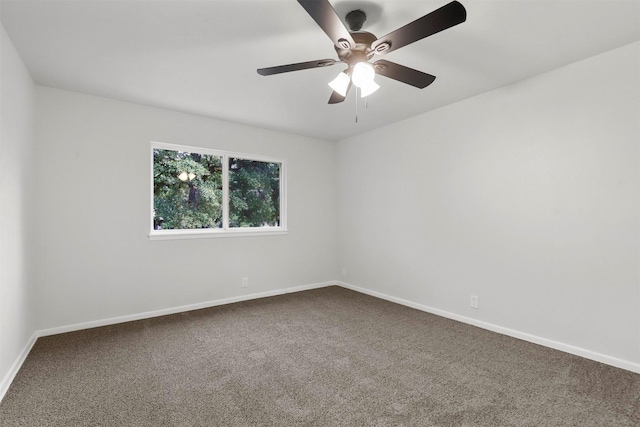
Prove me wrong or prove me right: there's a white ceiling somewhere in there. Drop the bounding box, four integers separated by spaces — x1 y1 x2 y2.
2 0 639 141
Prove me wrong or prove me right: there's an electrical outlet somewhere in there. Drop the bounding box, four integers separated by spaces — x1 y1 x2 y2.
242 277 249 288
470 295 479 309
342 267 347 277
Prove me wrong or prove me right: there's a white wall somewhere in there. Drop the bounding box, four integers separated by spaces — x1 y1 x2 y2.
34 87 338 330
337 42 640 367
0 24 37 392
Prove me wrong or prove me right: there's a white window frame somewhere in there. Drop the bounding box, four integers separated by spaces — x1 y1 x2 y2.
149 141 288 240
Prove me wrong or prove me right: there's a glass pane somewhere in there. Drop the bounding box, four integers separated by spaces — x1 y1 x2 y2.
229 158 280 228
153 148 223 230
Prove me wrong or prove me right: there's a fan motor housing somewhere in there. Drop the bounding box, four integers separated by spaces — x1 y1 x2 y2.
335 31 377 64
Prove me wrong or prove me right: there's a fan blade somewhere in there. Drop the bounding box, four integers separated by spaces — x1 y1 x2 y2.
328 82 352 104
373 60 436 89
257 59 336 76
370 1 466 55
298 0 356 49
328 91 345 104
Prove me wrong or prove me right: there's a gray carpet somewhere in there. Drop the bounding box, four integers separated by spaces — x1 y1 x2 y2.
1 286 638 426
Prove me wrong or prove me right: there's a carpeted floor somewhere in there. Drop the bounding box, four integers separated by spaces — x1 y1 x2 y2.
1 286 638 426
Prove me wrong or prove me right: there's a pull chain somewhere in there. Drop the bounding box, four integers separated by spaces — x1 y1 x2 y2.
355 87 358 123
354 88 370 123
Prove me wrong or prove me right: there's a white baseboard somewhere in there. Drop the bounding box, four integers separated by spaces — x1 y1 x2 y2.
38 281 337 337
0 331 38 403
337 281 640 374
1 281 336 403
3 279 637 405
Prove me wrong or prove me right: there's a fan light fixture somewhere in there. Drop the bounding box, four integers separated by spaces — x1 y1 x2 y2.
351 62 379 97
359 79 380 97
328 62 379 99
351 62 374 87
328 72 350 97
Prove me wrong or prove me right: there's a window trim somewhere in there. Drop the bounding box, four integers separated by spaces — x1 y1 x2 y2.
149 141 288 240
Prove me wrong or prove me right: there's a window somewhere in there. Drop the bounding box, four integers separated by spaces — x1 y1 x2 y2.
150 142 286 239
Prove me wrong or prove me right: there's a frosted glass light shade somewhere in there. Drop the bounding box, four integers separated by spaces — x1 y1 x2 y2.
351 62 375 88
328 72 350 96
359 80 380 97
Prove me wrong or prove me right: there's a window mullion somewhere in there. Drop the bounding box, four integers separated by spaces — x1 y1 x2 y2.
279 163 286 229
222 154 230 230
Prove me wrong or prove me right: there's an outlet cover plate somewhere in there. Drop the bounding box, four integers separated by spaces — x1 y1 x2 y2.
470 295 479 309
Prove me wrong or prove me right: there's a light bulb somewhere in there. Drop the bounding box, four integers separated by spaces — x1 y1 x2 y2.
351 62 375 88
328 72 350 97
188 172 196 181
178 172 188 181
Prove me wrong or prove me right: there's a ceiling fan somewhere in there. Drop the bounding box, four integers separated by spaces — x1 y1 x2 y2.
257 0 467 104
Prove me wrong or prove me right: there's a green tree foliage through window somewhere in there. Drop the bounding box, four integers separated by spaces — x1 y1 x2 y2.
229 158 280 228
152 145 284 233
153 149 223 229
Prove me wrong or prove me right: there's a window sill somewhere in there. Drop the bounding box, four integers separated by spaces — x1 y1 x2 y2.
148 228 288 241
